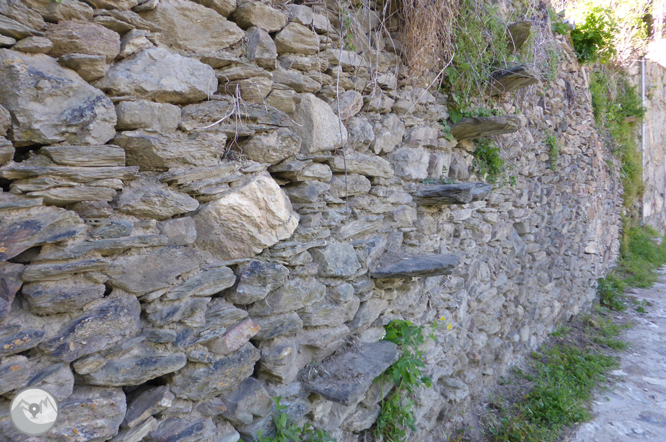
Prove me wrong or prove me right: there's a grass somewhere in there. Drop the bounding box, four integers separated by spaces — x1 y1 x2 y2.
545 130 560 170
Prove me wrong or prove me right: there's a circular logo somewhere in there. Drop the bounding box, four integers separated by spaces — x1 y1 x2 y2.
10 387 59 436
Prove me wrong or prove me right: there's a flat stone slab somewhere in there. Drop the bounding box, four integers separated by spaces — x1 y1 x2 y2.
370 254 460 279
412 182 492 205
451 115 525 140
302 341 399 405
488 65 539 95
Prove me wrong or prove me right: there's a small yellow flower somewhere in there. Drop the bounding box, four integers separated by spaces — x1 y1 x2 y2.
440 316 445 321
447 323 453 330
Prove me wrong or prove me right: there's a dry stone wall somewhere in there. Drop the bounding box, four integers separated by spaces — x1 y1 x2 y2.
0 1 623 441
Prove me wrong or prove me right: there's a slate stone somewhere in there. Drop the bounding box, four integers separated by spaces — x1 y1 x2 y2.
451 115 526 140
246 26 277 69
168 342 261 400
0 262 24 320
232 1 287 32
205 299 249 329
0 0 46 30
508 21 531 52
0 206 86 262
35 234 168 261
412 182 493 205
115 182 199 220
143 328 177 344
91 220 134 239
22 278 105 314
221 377 274 429
248 278 326 316
0 328 46 358
27 186 117 206
298 296 360 327
12 35 52 53
21 0 94 23
47 20 120 62
146 417 216 442
488 65 539 95
0 49 117 147
206 318 260 356
163 266 236 301
58 52 109 82
310 243 361 277
80 353 187 386
173 327 227 349
327 151 394 179
227 260 289 305
111 417 159 442
0 14 43 39
38 295 141 362
22 258 109 282
24 361 74 400
158 217 197 246
115 100 181 132
0 355 31 395
274 22 319 55
124 386 175 429
105 247 205 295
145 297 210 327
41 145 125 167
302 341 399 405
370 254 460 279
252 312 303 340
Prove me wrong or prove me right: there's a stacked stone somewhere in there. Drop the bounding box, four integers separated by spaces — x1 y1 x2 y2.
0 1 623 441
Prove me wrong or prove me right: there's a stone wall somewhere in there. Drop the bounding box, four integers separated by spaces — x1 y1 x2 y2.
0 1 623 441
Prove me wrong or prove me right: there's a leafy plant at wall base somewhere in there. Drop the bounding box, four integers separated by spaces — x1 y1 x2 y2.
258 397 335 442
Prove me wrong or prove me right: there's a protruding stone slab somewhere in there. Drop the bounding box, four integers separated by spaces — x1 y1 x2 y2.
123 386 175 429
488 65 539 95
227 260 289 305
22 278 106 314
412 182 493 205
508 21 531 52
41 145 126 167
302 341 399 405
163 266 236 301
370 254 460 279
0 328 45 357
80 352 187 386
450 115 526 140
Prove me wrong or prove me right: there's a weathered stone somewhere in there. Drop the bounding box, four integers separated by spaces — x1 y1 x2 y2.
329 174 371 198
218 75 273 103
169 342 261 400
364 90 394 114
0 328 45 357
233 1 287 32
328 152 394 179
389 147 430 181
198 49 239 68
38 295 141 362
0 49 116 147
93 14 134 33
0 14 42 39
332 90 364 120
141 0 244 52
191 0 237 17
87 0 139 10
124 386 175 429
194 173 299 260
48 386 126 441
279 54 328 72
0 262 23 319
328 49 367 71
310 243 361 277
25 361 75 400
283 180 330 203
22 258 109 281
47 20 120 62
133 0 159 12
246 26 277 69
303 341 399 405
41 145 125 167
221 377 273 429
205 299 249 329
145 297 209 327
36 235 168 261
0 34 15 46
228 260 289 305
81 352 187 386
94 8 162 31
164 266 236 300
239 128 301 165
22 278 106 314
157 217 197 246
0 104 10 136
285 4 312 25
451 115 526 140
115 181 199 220
0 137 14 165
113 130 224 170
0 0 46 30
0 355 31 395
180 98 291 134
58 53 108 82
118 28 153 58
206 318 260 355
412 182 493 205
272 68 321 93
0 205 86 261
252 312 303 340
488 65 539 95
73 354 107 375
299 295 360 327
248 277 326 316
370 254 460 279
508 21 531 52
404 125 439 148
12 35 50 53
96 48 217 104
146 417 216 442
27 186 117 206
371 113 405 154
292 93 348 154
274 22 319 55
143 328 177 344
91 220 134 239
112 417 159 442
21 0 94 23
105 247 204 295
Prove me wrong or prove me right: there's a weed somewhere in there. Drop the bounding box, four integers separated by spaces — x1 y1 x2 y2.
473 138 505 185
448 105 503 125
551 324 571 337
570 6 617 63
258 397 335 442
544 130 560 170
597 273 626 310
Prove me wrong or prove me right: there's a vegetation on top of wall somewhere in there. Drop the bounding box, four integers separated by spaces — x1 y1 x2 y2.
570 6 618 63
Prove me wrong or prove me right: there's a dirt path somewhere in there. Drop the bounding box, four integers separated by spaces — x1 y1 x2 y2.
568 269 666 441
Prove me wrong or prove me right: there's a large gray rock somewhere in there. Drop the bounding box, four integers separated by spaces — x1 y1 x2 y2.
0 104 10 136
0 356 31 395
113 130 224 170
389 147 430 181
227 260 289 305
168 342 260 400
328 152 394 179
47 20 120 62
105 247 205 295
21 0 94 23
0 49 116 147
0 205 86 261
292 93 347 154
0 262 23 319
146 417 217 442
310 243 361 277
246 26 277 69
194 173 299 260
96 47 217 104
86 0 139 9
41 144 125 167
220 377 274 436
140 0 244 52
302 341 399 405
0 0 46 30
232 1 287 31
238 128 301 164
190 0 237 17
0 14 42 39
163 266 236 301
38 295 141 362
274 22 318 55
58 53 109 82
115 181 199 219
81 352 187 386
22 277 106 314
248 277 325 316
252 312 303 340
412 182 493 205
370 254 460 278
123 386 174 429
0 328 45 357
115 100 181 132
12 36 52 53
450 115 526 140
